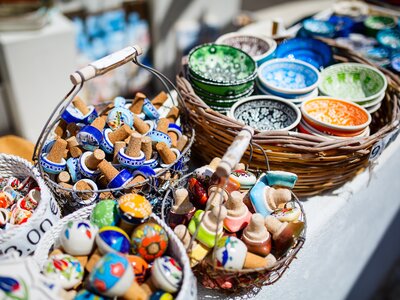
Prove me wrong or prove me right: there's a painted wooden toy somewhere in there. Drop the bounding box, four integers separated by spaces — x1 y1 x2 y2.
229 169 257 191
168 188 195 229
223 191 252 233
43 254 84 289
95 226 131 255
188 206 227 248
187 177 208 208
241 213 272 257
59 220 98 256
126 255 149 284
90 200 120 229
151 256 183 293
131 222 169 262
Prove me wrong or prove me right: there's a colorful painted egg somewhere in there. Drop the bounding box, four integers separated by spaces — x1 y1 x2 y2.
96 226 131 255
151 256 182 293
131 223 168 262
59 220 98 256
126 255 149 284
74 289 109 300
150 290 174 300
89 253 134 297
213 236 247 270
230 169 257 190
91 200 120 228
43 254 84 289
118 193 152 225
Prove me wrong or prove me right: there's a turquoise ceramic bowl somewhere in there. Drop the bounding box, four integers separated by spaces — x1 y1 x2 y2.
377 29 400 51
319 63 387 102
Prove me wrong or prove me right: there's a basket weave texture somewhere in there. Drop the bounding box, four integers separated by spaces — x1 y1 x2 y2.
176 40 400 196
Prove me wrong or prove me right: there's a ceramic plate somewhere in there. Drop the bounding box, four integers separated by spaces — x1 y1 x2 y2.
228 95 301 131
258 58 320 96
319 63 387 102
188 43 256 85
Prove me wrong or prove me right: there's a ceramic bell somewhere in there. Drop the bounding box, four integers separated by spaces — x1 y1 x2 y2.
95 226 131 255
241 213 272 257
43 254 84 289
151 256 182 293
168 188 196 229
188 206 227 248
265 171 298 189
59 220 98 256
131 222 169 262
187 177 208 208
230 169 257 191
126 255 149 284
223 191 252 233
90 200 120 229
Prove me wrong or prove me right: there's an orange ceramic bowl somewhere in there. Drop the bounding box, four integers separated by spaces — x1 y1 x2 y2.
301 97 371 133
298 120 370 140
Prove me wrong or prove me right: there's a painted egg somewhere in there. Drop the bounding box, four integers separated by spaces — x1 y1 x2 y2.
230 169 257 190
89 253 134 297
150 290 174 300
118 194 152 225
151 256 182 293
213 236 247 270
74 289 109 300
126 255 149 284
43 254 84 289
131 223 168 262
91 200 120 228
96 226 131 255
59 220 98 256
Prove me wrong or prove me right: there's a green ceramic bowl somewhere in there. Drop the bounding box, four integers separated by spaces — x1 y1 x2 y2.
188 43 257 85
364 15 397 37
319 63 387 102
189 73 254 96
201 89 254 108
192 82 254 100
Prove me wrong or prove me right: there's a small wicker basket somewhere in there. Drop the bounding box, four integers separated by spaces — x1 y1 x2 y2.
176 39 400 197
33 204 197 300
0 154 60 256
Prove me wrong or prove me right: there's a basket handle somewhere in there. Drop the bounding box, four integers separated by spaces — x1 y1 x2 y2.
70 45 143 85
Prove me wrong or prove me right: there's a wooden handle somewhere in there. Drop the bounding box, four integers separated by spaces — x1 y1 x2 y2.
215 126 254 178
70 45 143 85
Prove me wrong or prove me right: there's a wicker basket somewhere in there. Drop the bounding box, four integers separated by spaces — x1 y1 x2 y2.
33 204 197 300
176 39 400 197
0 154 60 256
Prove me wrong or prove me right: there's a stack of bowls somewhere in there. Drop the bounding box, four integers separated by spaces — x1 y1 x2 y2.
300 97 372 140
188 43 257 114
257 58 320 107
319 63 387 114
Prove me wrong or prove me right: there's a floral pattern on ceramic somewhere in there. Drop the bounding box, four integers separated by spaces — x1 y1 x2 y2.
151 256 182 293
91 200 120 228
0 276 28 300
213 236 247 270
96 226 131 254
59 220 98 256
131 223 168 262
43 254 84 289
126 255 148 284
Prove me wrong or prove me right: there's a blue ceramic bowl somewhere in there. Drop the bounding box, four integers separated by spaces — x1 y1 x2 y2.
275 38 333 69
258 58 320 96
40 153 66 175
146 130 172 147
303 19 335 38
377 29 400 51
256 79 319 101
391 53 400 73
328 15 355 37
117 148 146 169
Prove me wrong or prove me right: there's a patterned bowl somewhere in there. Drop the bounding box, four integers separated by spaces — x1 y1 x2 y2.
228 95 301 131
215 32 277 66
192 80 254 100
364 15 397 37
302 19 335 38
188 44 257 85
377 29 400 51
275 38 333 69
258 58 320 96
301 97 371 133
319 63 387 102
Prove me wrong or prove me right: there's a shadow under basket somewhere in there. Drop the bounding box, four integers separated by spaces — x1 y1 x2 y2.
176 38 400 197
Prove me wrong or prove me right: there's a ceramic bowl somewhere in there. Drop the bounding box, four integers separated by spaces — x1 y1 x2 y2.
328 15 355 37
192 79 254 100
215 32 277 65
303 19 335 38
391 53 400 73
256 79 318 102
258 58 320 96
301 97 371 133
364 15 397 37
275 38 333 69
298 120 370 140
354 91 385 108
201 89 254 108
377 29 400 51
228 95 301 131
319 63 387 102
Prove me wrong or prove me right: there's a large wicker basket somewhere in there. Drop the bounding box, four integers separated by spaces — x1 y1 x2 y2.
176 39 400 197
33 204 197 300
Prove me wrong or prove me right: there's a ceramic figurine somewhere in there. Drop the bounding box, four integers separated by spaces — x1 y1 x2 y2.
272 205 301 222
230 169 257 191
118 193 152 233
151 256 182 293
168 188 196 229
126 255 149 284
241 213 272 256
95 226 131 255
265 171 298 189
77 116 106 151
131 223 169 262
59 220 98 256
43 254 84 289
265 215 304 256
223 191 252 233
90 200 120 229
188 206 227 248
187 177 208 208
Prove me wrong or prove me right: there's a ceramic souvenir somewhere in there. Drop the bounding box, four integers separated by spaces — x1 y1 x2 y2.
118 193 152 227
143 98 160 120
40 153 67 175
95 226 131 254
265 171 298 189
43 254 84 289
77 126 103 151
72 179 99 205
193 157 220 186
229 169 257 191
74 289 109 300
223 191 252 233
67 157 82 183
187 177 208 208
78 151 104 179
168 188 196 229
61 103 97 125
18 188 40 211
241 213 271 256
272 205 301 222
150 291 174 300
377 29 400 52
107 97 134 130
146 130 172 148
126 255 149 284
59 220 98 256
328 15 355 37
151 256 183 293
131 222 169 262
90 200 120 229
